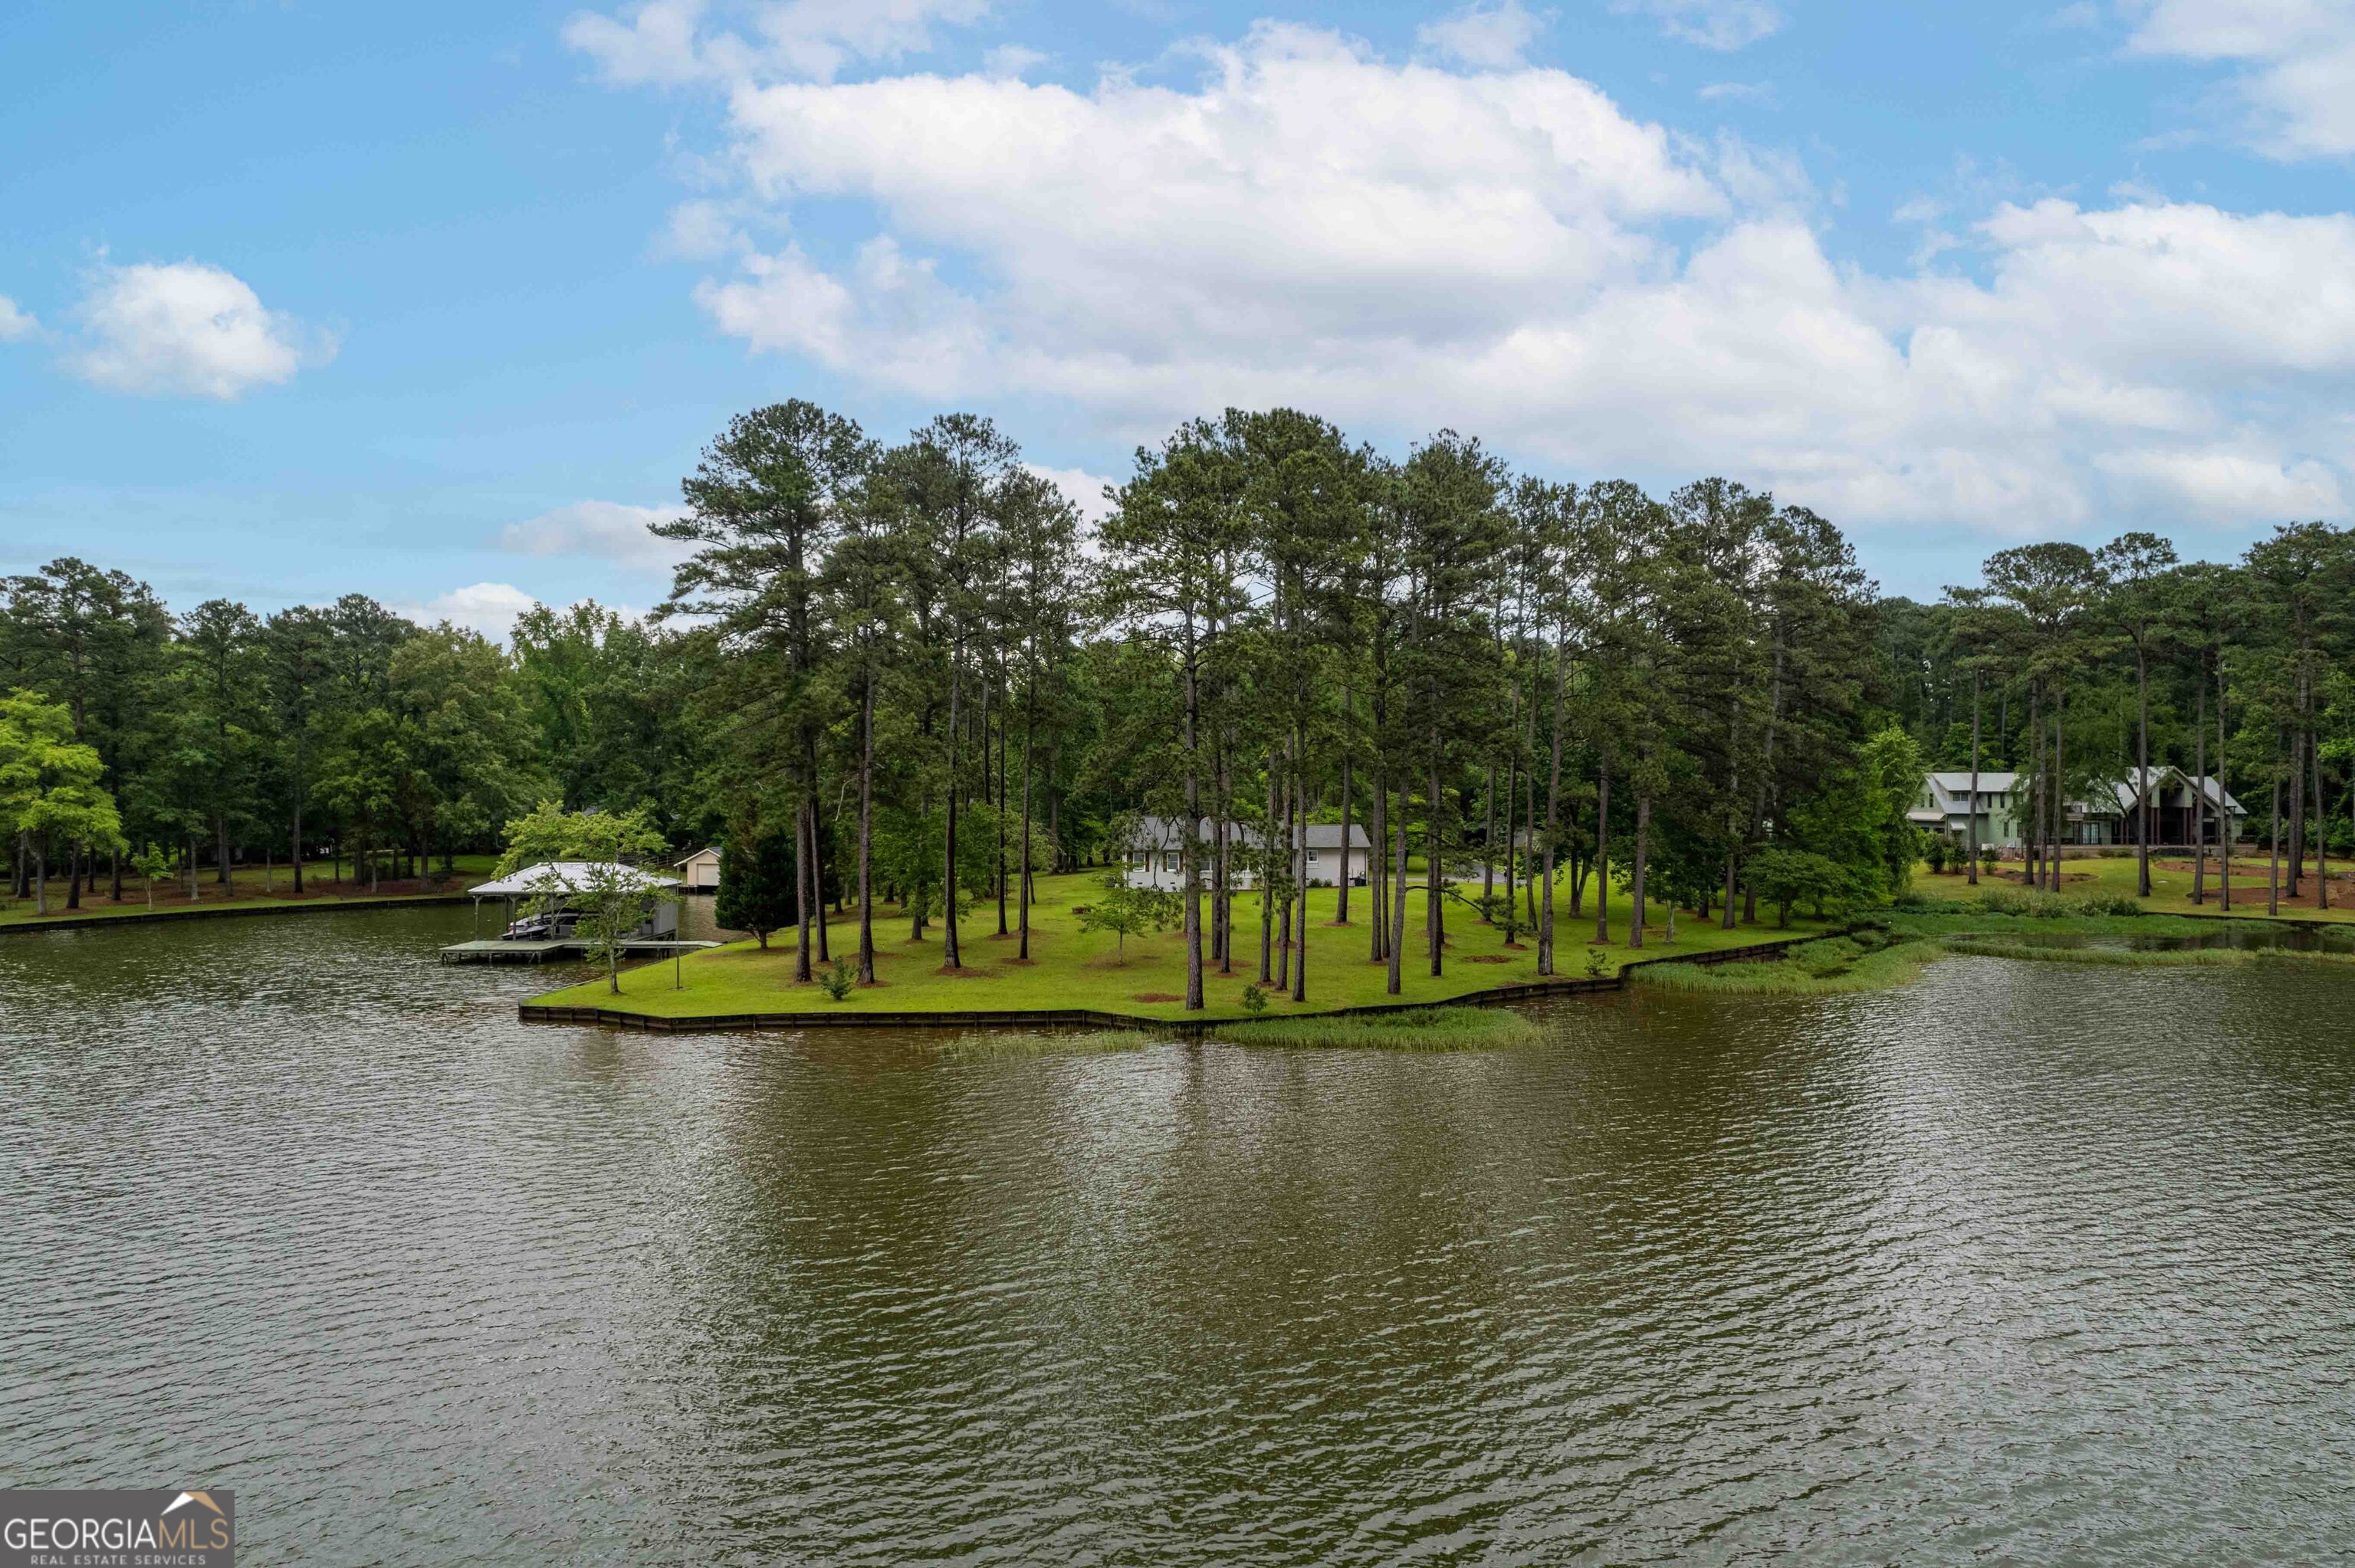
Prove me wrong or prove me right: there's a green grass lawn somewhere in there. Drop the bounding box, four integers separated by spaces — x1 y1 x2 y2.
534 868 1837 1022
0 854 492 928
1907 851 2355 923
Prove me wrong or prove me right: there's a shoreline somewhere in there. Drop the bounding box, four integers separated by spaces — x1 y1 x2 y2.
518 929 1838 1034
0 890 473 935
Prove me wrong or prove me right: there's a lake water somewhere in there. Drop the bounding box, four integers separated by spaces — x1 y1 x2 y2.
5 905 2353 1563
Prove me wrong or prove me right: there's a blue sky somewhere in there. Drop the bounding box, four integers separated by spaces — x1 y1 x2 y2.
4 0 2352 626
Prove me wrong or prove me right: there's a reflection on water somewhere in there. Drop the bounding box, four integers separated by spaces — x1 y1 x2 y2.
4 907 2353 1563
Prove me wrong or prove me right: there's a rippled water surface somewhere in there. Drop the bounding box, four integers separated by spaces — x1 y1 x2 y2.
5 906 2354 1563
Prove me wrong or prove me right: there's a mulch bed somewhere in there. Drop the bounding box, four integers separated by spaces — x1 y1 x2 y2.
1463 955 1514 964
937 965 996 979
1132 992 1182 1002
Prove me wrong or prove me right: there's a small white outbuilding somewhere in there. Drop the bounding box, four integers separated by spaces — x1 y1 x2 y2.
674 847 722 891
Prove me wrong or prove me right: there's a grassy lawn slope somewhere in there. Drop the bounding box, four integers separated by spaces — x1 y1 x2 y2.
1904 852 2355 923
531 869 1834 1022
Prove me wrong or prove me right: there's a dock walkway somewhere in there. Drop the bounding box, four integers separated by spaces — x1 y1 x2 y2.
440 938 718 965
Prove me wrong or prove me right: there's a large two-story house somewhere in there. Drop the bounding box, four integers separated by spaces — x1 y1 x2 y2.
1911 772 2023 848
1122 815 1375 891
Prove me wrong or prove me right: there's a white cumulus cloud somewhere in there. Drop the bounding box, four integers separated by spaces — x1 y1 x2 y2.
2126 0 2355 158
70 261 327 399
580 12 2355 540
1025 462 1118 524
565 0 990 85
1418 1 1548 68
0 295 35 342
500 500 695 569
392 582 544 641
1614 0 1784 51
2095 444 2346 523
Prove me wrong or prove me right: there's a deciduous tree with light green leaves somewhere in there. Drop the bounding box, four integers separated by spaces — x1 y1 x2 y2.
1 690 126 914
497 799 677 994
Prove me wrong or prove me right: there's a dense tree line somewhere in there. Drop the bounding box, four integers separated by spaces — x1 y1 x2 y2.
1883 525 2354 913
0 567 701 909
21 398 2342 1002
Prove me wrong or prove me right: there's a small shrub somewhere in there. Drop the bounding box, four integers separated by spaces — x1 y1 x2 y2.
1583 946 1611 979
1977 887 2061 918
819 957 856 1001
2072 892 2143 917
1240 983 1269 1015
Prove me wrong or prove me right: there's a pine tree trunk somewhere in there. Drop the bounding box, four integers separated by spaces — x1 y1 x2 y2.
1369 766 1388 963
1275 745 1292 992
2314 717 2330 910
2051 687 2067 892
1482 762 1496 914
995 687 1010 937
810 773 831 964
2218 662 2232 910
1179 625 1200 1009
943 647 963 969
2025 684 2043 890
2288 727 2307 899
1427 750 1444 979
2136 643 2153 897
1292 756 1309 1004
1336 749 1354 927
858 674 877 983
794 796 815 983
2268 754 2282 917
1593 773 1611 944
1539 635 1567 974
1387 772 1408 996
1216 743 1233 973
1967 666 1982 887
1627 793 1650 950
2192 674 2206 905
1259 763 1276 985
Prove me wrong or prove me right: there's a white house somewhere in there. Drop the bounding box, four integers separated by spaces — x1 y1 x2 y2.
674 846 721 891
1122 815 1375 891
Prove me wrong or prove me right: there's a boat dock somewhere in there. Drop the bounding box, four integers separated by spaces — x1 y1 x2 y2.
439 938 719 965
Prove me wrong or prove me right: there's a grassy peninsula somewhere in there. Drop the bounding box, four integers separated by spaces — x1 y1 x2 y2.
528 868 1834 1023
